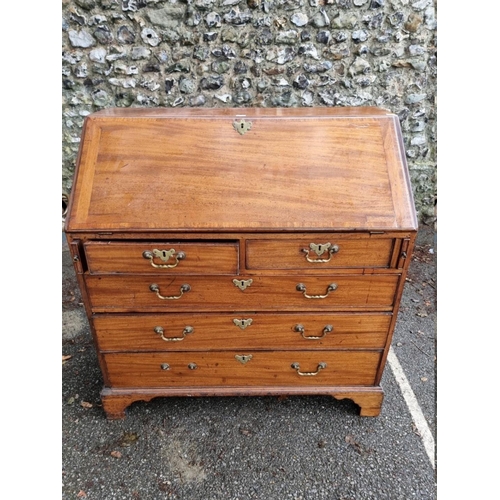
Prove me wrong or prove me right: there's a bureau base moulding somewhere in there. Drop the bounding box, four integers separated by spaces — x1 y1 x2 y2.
100 387 385 420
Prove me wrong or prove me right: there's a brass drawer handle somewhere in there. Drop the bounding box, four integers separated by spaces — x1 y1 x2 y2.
149 283 191 300
294 324 333 339
143 249 186 268
302 243 339 263
161 362 197 370
154 325 193 342
296 282 337 299
291 362 327 376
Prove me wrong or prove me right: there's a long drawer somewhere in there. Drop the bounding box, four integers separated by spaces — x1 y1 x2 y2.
103 350 383 388
85 274 400 312
93 312 392 351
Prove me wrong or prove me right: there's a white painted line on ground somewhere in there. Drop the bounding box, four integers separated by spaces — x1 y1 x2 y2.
388 346 435 469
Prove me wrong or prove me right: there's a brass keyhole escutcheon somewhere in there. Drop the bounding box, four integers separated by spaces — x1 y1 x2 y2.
302 243 340 263
233 279 253 291
233 119 252 135
154 249 175 262
233 318 253 330
235 354 253 364
143 248 186 268
311 243 330 256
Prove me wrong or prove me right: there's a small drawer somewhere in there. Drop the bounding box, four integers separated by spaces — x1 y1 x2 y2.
84 241 239 274
246 236 395 270
103 350 382 388
94 313 391 351
85 274 400 313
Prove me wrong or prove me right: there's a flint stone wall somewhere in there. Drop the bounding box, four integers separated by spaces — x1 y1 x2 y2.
62 0 437 223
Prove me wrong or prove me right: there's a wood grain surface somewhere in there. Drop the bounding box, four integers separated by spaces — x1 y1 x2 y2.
103 350 382 388
85 274 400 312
246 237 395 269
65 107 417 232
93 312 392 351
84 241 238 274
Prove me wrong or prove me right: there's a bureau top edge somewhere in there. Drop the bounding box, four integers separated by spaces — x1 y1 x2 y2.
89 106 394 119
64 228 418 238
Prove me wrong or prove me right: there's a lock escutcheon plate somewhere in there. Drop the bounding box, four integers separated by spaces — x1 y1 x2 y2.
235 354 253 364
233 119 252 135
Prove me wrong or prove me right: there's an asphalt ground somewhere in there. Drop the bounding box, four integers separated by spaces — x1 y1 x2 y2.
62 225 436 500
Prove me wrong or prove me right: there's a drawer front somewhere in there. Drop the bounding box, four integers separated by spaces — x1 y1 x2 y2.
84 241 239 274
103 351 382 388
85 275 399 312
94 313 392 351
246 237 395 270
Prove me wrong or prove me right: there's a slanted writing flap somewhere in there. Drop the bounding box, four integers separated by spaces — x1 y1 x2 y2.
65 107 417 232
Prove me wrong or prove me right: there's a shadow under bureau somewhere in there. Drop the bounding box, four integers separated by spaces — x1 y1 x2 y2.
65 106 417 419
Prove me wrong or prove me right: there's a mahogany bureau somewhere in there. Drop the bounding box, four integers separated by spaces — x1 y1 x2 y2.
64 106 417 419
